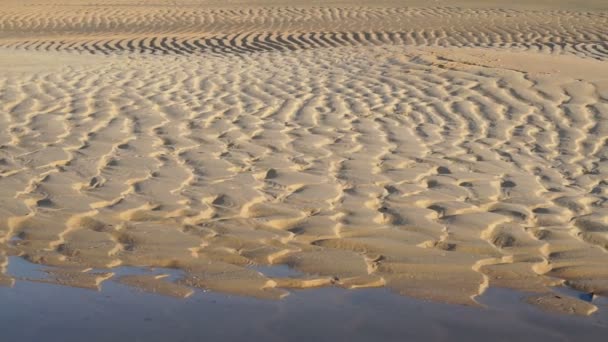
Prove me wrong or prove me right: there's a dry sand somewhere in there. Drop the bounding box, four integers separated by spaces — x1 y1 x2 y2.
0 0 607 316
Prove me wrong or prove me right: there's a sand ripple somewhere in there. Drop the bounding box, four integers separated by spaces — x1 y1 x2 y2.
0 2 607 315
0 7 607 60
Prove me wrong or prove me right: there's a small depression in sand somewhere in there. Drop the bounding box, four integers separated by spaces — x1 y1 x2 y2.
1 1 608 339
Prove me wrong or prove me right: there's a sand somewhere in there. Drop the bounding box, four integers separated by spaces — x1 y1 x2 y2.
0 0 607 316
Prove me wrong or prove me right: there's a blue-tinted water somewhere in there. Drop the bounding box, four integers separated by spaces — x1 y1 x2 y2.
1 257 607 342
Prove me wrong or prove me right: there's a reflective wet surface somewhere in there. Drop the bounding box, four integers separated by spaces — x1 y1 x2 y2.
1 257 607 342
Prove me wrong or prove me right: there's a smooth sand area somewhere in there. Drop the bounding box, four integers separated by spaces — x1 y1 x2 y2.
0 0 607 320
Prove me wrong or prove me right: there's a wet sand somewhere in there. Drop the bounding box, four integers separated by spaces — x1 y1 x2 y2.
1 0 608 332
2 257 607 342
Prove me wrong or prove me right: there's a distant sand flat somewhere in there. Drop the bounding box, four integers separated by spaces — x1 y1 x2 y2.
0 1 607 315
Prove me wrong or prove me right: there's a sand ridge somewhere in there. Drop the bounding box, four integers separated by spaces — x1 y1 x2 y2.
0 6 607 60
0 1 607 316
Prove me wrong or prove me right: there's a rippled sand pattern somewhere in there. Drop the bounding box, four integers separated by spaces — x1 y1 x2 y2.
1 6 608 59
0 2 607 315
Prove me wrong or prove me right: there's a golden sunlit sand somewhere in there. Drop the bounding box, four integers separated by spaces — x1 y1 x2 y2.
1 0 607 318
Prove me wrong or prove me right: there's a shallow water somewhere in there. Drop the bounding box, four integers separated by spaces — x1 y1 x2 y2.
1 257 606 342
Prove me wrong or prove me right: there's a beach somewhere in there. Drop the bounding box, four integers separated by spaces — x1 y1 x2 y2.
0 1 607 339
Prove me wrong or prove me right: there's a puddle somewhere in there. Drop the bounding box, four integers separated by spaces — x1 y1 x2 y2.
7 256 187 286
554 285 595 303
6 256 49 279
8 235 23 245
248 264 304 278
1 257 607 342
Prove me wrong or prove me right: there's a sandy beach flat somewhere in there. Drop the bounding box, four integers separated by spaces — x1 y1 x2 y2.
0 0 607 322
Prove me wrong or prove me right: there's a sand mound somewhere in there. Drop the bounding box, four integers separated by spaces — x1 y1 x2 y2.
0 1 607 315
